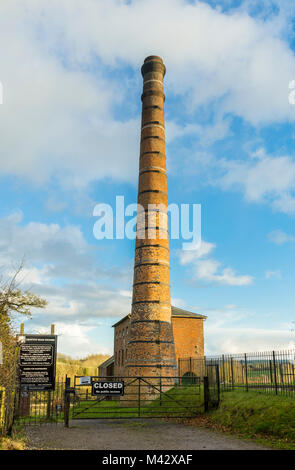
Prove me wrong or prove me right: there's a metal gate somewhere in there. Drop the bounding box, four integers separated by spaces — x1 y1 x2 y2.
71 376 203 419
14 380 65 426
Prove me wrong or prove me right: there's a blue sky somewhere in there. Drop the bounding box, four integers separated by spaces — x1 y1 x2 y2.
1 0 295 356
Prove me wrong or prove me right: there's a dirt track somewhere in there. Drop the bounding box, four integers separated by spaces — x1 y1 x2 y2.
25 418 270 450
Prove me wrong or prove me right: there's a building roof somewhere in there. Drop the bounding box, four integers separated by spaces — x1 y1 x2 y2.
98 355 114 368
112 306 206 328
171 306 207 320
112 314 131 328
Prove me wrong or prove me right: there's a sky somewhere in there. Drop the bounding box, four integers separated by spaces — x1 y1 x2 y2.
1 0 295 357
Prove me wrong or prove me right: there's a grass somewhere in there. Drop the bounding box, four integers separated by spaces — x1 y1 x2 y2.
185 390 295 450
0 424 27 450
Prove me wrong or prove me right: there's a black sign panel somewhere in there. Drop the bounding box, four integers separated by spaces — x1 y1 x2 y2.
19 335 57 391
92 381 124 396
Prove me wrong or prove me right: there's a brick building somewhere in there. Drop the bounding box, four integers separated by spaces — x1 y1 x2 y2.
98 306 206 377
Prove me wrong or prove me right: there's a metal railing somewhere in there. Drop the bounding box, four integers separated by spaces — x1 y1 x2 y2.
179 349 295 396
15 380 66 426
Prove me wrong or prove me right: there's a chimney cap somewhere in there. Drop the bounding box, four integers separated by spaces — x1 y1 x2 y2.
141 55 166 77
144 55 164 63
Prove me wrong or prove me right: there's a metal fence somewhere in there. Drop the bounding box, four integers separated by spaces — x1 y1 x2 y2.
179 349 295 396
14 380 66 426
71 375 203 419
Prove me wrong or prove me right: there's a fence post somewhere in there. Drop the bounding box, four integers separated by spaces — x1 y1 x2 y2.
273 351 278 395
64 376 71 428
230 357 234 390
159 376 162 407
244 353 248 392
204 376 209 412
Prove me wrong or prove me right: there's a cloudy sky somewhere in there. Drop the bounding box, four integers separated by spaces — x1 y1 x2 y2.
1 0 295 357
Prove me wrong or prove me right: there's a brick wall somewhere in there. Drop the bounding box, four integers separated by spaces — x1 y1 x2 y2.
172 317 204 363
113 314 205 376
114 317 130 376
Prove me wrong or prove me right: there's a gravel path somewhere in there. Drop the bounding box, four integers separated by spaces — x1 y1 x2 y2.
25 419 270 450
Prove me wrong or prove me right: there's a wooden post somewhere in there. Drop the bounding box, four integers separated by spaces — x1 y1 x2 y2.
51 324 55 335
20 323 24 335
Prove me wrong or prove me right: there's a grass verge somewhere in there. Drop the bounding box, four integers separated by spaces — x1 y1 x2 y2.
184 390 295 450
0 425 27 450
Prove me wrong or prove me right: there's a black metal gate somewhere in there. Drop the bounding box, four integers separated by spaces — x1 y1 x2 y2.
71 375 203 419
14 380 65 426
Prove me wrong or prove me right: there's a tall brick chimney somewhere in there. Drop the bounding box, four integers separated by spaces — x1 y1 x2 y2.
127 56 177 379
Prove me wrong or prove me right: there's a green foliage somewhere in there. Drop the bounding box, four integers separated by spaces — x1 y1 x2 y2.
56 353 110 380
207 390 295 449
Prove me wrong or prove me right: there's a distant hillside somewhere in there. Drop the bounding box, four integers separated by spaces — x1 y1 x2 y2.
56 353 110 380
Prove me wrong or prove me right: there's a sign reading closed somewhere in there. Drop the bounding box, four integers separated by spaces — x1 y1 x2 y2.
92 381 124 396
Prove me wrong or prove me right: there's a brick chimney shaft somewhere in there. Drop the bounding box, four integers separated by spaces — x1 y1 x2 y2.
127 56 177 378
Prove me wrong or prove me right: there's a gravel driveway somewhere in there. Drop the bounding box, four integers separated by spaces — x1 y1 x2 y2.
25 419 269 450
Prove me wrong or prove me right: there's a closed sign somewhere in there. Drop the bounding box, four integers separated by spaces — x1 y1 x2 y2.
92 381 124 396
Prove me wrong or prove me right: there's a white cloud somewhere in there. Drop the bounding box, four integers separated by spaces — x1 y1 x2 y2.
211 148 295 214
178 240 215 265
205 325 294 355
0 1 295 188
0 213 133 325
178 240 253 286
32 322 112 357
268 229 295 244
202 303 294 354
265 270 282 279
220 148 295 201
